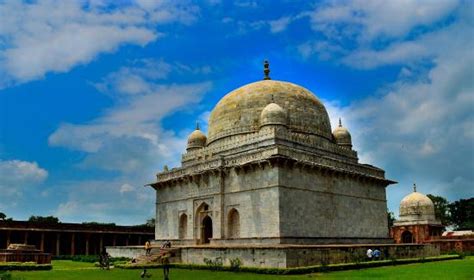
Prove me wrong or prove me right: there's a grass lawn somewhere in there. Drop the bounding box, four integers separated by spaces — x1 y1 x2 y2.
6 257 474 280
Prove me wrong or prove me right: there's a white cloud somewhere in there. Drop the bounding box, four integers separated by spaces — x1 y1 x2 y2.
55 179 155 224
0 159 48 198
50 59 212 164
269 17 292 33
234 1 258 8
120 183 134 194
0 0 199 87
47 61 212 223
299 0 464 69
310 0 459 41
49 81 211 172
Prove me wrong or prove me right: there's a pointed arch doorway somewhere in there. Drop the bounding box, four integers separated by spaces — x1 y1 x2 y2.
195 202 213 244
401 230 413 243
201 215 213 244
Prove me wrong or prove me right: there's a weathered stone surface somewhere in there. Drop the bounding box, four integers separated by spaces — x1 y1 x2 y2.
207 80 332 145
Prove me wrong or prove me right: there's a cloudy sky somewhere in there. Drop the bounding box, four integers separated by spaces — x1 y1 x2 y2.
0 0 472 225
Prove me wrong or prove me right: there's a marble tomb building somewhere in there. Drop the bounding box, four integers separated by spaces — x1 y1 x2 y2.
148 62 397 246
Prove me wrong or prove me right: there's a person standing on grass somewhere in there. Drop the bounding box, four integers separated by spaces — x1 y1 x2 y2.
99 247 110 270
145 240 151 256
161 251 171 280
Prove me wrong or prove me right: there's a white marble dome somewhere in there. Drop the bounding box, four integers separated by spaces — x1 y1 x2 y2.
398 185 437 223
207 80 332 146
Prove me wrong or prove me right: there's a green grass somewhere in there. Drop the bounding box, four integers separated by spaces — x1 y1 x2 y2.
7 257 474 280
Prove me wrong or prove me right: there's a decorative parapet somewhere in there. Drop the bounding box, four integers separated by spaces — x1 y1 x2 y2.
151 144 394 188
182 126 357 166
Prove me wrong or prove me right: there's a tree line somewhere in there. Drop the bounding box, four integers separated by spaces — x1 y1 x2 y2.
427 195 473 230
0 213 155 228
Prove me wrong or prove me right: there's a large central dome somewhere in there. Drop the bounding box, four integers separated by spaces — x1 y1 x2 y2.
207 79 332 145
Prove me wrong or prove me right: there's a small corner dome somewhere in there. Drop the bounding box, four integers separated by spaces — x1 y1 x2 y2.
187 128 207 150
399 188 436 218
260 102 287 127
332 119 352 148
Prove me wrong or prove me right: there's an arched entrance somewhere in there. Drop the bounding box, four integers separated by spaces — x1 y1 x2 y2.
401 230 413 243
201 215 213 244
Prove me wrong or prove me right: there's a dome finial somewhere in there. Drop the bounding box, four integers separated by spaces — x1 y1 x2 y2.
338 118 342 127
413 183 417 192
196 122 200 130
263 60 271 80
271 94 274 103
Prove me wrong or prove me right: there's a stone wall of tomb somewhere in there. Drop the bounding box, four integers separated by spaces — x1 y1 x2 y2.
278 166 389 239
154 165 281 242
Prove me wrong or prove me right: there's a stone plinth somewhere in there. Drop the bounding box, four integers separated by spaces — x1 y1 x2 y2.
108 243 440 268
0 244 51 264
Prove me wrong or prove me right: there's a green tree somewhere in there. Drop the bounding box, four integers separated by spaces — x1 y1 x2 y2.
28 215 60 224
146 218 155 227
387 211 395 227
449 198 474 230
427 194 451 226
0 212 6 220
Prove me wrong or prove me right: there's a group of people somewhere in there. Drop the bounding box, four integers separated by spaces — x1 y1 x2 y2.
366 248 382 260
142 240 173 280
98 241 173 279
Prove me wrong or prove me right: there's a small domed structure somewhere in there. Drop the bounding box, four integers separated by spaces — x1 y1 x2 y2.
333 118 352 149
260 102 287 127
187 124 207 151
391 184 443 244
398 184 436 221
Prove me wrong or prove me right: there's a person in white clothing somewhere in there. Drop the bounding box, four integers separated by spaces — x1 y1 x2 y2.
366 248 373 261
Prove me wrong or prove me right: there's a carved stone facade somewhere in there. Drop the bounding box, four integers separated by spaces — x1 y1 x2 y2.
149 77 396 245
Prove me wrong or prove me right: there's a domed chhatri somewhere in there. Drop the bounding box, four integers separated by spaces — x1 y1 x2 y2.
332 118 352 149
260 102 287 127
391 184 443 244
186 124 207 151
398 184 437 222
207 79 332 145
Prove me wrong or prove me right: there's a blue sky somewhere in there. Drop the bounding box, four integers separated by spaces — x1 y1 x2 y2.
0 0 472 225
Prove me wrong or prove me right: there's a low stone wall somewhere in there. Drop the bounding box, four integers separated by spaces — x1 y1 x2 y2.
107 246 146 259
108 243 440 268
428 239 474 254
181 247 288 268
285 244 439 267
